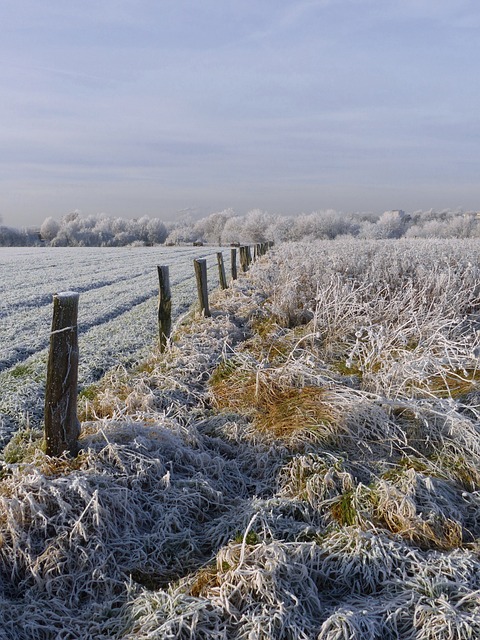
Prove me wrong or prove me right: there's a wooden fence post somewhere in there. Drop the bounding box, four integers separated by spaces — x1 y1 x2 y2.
246 246 252 267
44 291 80 457
231 248 237 280
194 258 211 317
239 246 248 272
217 252 227 290
157 265 171 352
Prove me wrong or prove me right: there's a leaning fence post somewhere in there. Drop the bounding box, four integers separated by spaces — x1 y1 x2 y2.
193 258 211 317
231 248 237 280
217 252 227 290
44 291 80 457
157 265 172 352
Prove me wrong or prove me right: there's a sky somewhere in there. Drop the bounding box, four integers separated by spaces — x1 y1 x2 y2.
1 0 480 227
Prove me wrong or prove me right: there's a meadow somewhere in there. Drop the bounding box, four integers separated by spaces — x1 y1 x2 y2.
1 238 480 638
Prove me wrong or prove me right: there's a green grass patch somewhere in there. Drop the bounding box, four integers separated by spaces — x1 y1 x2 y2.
78 385 98 401
330 490 357 526
2 428 44 464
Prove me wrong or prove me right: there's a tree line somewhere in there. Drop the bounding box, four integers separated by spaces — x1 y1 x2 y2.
1 207 480 247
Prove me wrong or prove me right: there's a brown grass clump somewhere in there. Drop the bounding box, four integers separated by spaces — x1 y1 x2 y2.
209 365 340 441
343 479 465 552
330 490 358 527
371 496 463 552
78 375 134 421
257 384 338 439
187 563 222 598
431 449 480 492
423 367 480 399
245 316 314 364
78 372 157 421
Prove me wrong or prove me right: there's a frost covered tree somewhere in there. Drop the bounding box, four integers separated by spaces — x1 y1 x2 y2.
92 217 116 246
62 210 81 225
289 210 361 240
40 217 61 243
50 229 69 247
146 218 167 244
221 215 246 244
0 226 28 246
164 225 196 245
243 209 273 243
265 216 295 243
39 213 168 246
194 209 235 245
133 216 151 243
445 212 478 238
375 210 408 239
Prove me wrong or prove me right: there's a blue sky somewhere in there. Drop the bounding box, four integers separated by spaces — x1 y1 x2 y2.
1 0 480 227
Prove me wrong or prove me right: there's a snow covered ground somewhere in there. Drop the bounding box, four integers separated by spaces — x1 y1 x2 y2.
0 245 230 445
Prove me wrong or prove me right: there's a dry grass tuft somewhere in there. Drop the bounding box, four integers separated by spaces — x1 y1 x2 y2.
245 315 315 364
423 367 480 399
187 563 222 598
356 475 465 551
210 366 342 441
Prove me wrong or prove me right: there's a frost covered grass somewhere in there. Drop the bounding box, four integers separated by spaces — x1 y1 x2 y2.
2 238 480 638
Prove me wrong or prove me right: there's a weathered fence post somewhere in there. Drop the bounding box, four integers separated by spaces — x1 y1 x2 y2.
194 258 211 317
44 291 80 457
157 265 171 352
246 246 252 267
231 248 237 280
239 246 248 272
217 252 227 290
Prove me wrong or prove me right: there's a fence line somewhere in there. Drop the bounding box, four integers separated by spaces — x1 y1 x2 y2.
43 242 273 456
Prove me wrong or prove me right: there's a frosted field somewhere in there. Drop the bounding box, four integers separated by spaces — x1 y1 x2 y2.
0 245 228 445
3 239 480 638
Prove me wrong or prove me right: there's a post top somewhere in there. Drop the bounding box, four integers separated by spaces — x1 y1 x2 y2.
54 291 80 300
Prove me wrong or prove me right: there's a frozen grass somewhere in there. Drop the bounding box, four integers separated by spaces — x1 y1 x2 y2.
1 238 480 638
